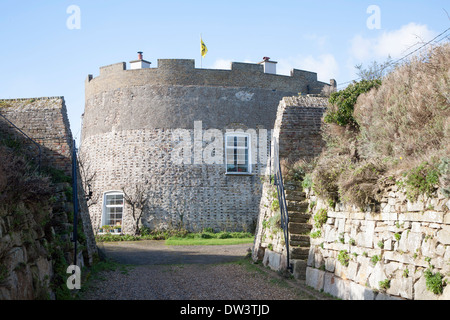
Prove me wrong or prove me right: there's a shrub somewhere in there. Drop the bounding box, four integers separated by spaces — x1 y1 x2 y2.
337 250 350 266
311 154 351 203
324 79 382 128
379 279 391 290
313 209 328 229
438 157 450 197
337 159 385 208
399 160 440 201
424 269 445 295
310 230 321 239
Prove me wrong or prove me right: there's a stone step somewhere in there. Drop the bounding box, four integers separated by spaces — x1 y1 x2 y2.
286 200 309 212
288 222 312 235
289 234 310 247
288 212 311 223
284 190 306 202
283 181 302 191
291 259 307 280
290 246 310 260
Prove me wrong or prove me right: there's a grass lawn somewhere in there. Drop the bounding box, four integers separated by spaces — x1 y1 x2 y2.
96 229 255 246
165 236 254 246
165 231 254 246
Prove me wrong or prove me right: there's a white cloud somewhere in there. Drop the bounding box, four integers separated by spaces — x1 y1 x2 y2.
350 23 437 62
277 54 339 82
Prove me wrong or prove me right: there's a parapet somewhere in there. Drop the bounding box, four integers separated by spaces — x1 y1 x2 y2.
86 58 336 96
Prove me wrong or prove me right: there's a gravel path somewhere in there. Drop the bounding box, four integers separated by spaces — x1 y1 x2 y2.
80 241 331 300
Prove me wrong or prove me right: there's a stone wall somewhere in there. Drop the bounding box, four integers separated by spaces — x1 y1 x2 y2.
306 184 450 300
252 96 327 275
0 96 98 299
81 128 268 234
0 97 73 175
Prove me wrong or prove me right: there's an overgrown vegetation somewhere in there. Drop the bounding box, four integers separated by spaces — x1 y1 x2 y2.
296 43 450 208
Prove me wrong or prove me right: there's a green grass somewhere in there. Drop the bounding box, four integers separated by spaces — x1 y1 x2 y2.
165 231 254 246
165 236 254 246
97 229 255 246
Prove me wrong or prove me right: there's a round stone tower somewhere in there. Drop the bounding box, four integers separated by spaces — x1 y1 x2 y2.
80 55 334 234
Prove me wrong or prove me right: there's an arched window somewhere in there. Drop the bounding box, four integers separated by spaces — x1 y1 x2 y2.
102 191 124 227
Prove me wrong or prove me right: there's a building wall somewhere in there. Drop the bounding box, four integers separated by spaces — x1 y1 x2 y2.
81 59 334 234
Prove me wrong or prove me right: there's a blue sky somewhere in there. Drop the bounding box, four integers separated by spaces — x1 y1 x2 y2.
0 1 449 143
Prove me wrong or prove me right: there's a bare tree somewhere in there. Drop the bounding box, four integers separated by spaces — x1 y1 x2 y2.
122 184 149 235
77 153 98 207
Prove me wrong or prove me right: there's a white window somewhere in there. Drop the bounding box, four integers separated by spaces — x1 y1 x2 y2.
102 192 124 227
225 133 251 174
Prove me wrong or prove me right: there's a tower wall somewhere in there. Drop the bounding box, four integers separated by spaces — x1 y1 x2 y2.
81 59 333 233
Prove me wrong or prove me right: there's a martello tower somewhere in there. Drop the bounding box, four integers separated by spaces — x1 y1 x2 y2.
80 53 335 234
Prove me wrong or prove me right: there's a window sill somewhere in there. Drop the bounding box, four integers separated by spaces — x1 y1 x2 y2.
225 172 255 176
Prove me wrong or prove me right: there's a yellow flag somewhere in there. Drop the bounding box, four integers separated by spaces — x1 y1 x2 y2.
201 38 208 58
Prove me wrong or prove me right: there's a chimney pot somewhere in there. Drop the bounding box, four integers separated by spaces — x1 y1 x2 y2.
138 51 143 60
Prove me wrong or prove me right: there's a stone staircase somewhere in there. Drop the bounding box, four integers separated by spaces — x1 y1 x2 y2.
284 181 312 280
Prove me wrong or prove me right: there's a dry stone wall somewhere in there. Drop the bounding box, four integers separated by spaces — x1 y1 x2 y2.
306 184 450 300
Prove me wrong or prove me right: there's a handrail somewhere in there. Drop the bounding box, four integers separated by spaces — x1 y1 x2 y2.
272 137 292 272
0 112 41 172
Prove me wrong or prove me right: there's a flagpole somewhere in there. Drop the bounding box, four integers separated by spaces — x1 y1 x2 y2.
200 33 202 69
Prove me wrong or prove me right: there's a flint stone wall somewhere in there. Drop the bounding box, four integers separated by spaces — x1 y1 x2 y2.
81 60 334 234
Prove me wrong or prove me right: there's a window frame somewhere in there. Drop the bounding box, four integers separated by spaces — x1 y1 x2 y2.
224 132 252 174
101 191 124 228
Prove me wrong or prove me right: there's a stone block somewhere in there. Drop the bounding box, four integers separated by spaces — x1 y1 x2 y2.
292 259 307 280
262 249 283 271
349 281 376 300
305 267 325 291
323 272 349 300
436 225 450 245
398 231 424 253
368 262 388 290
387 276 413 299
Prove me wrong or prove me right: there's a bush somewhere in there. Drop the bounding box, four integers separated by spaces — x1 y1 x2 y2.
313 209 328 228
399 160 440 201
438 157 450 197
337 159 385 208
337 250 350 266
424 269 445 295
311 154 351 202
324 79 382 127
